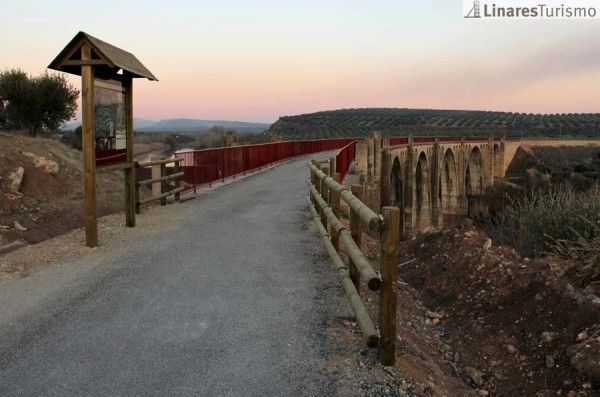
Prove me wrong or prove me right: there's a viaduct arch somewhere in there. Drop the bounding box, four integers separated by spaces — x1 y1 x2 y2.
355 134 508 238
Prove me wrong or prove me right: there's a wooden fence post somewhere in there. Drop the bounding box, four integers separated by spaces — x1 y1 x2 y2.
134 161 140 215
319 165 329 227
320 164 330 204
331 173 341 250
160 163 167 206
379 206 400 366
124 164 136 227
310 167 317 207
329 157 336 176
174 160 182 202
349 184 363 292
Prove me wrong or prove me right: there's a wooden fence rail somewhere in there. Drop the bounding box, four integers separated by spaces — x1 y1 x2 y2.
306 160 400 366
135 157 184 213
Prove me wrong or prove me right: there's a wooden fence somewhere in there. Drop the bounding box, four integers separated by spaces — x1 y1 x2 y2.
306 160 400 366
135 157 185 213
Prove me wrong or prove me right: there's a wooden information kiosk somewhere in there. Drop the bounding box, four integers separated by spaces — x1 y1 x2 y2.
48 32 157 247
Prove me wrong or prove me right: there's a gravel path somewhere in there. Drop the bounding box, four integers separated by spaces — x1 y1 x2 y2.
0 156 339 396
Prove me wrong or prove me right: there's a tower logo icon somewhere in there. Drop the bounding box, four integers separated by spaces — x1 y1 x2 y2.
465 0 482 18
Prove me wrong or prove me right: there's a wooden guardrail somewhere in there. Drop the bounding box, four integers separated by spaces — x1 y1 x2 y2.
135 157 184 213
307 160 400 366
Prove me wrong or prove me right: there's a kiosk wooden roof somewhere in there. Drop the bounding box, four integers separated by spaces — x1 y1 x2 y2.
48 31 157 81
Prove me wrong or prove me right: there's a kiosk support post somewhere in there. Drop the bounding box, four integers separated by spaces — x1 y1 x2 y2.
81 43 98 247
123 74 136 227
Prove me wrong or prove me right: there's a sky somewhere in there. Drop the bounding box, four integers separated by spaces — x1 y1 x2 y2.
1 0 599 123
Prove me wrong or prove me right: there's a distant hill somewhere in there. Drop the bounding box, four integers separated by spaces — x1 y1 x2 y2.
137 118 270 133
268 108 600 140
133 118 157 130
63 118 270 133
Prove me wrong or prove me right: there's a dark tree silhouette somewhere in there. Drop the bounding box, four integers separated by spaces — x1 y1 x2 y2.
0 69 79 136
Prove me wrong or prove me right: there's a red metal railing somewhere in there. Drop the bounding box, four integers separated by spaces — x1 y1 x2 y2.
335 140 357 181
176 135 512 190
177 138 357 192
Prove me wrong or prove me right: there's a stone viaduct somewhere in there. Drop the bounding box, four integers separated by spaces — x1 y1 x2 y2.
354 134 518 237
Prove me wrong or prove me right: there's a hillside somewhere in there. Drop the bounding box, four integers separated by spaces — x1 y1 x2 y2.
138 118 270 133
0 132 149 247
63 118 271 133
268 108 600 140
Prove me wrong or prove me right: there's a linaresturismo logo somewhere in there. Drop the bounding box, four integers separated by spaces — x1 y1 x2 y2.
463 0 600 19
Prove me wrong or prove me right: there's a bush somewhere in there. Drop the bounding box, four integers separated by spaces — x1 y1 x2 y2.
504 185 600 257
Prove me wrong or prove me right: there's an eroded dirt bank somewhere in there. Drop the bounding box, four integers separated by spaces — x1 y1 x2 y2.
324 218 600 396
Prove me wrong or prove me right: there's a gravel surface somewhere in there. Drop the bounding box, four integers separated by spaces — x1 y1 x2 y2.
0 155 341 396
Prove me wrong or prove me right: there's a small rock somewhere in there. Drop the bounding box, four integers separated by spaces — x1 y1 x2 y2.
546 355 555 368
454 352 460 362
465 230 476 237
426 310 444 319
576 329 589 342
568 335 600 383
465 366 485 386
483 238 492 250
541 331 557 343
14 221 27 231
8 167 25 193
479 390 489 396
506 344 517 354
567 391 576 397
23 152 59 174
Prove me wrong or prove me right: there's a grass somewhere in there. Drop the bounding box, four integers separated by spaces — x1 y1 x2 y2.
481 183 600 286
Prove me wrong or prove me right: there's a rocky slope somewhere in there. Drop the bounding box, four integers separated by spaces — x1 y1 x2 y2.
0 132 127 247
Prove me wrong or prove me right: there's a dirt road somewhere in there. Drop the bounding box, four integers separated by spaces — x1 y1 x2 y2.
0 156 341 396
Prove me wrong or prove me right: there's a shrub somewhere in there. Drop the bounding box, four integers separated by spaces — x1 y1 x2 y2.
506 184 600 257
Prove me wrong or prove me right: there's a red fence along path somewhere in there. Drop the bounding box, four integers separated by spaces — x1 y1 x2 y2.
335 141 357 181
177 138 357 192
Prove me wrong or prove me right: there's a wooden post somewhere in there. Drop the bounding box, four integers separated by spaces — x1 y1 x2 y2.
329 157 335 176
318 165 328 227
320 164 329 204
330 173 341 250
349 184 363 292
124 165 135 227
81 43 98 247
160 163 168 206
151 164 161 201
380 149 391 209
134 161 140 214
123 74 135 227
309 168 316 207
174 160 182 202
379 206 400 366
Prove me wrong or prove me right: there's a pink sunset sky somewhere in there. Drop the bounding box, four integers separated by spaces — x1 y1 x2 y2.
1 0 599 123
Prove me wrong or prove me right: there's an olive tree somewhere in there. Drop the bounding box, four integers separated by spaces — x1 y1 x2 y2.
0 69 79 136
